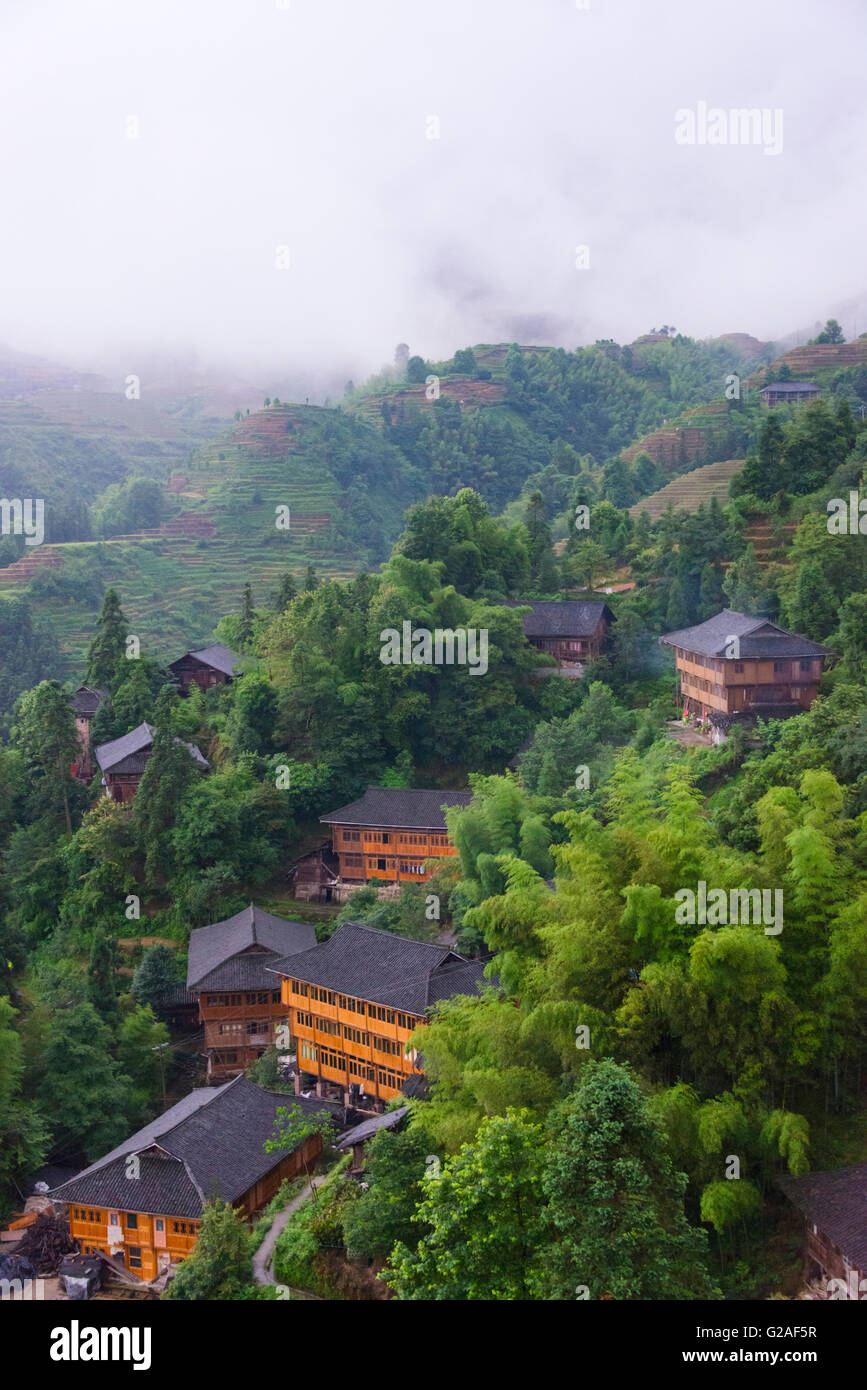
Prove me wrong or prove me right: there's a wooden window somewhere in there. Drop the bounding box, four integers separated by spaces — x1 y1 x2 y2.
128 1246 142 1268
799 659 812 672
126 1212 138 1228
773 661 789 674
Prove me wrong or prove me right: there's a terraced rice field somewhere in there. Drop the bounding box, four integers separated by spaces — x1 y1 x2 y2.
629 458 745 521
0 406 374 672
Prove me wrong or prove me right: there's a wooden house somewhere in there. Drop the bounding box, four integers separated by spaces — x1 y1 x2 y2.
659 609 832 726
268 922 494 1110
779 1162 867 1299
187 903 316 1081
94 722 209 803
498 600 613 673
759 381 820 408
169 643 239 694
70 685 107 780
289 845 341 904
320 787 472 891
47 1076 335 1282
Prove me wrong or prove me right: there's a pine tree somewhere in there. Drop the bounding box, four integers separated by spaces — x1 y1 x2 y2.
238 584 255 647
11 680 80 833
135 686 199 882
664 575 690 629
272 571 297 612
132 944 182 1008
698 562 724 620
88 928 121 1020
37 1003 133 1160
85 589 128 690
786 561 838 641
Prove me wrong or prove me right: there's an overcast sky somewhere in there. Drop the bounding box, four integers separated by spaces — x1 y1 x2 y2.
1 0 865 386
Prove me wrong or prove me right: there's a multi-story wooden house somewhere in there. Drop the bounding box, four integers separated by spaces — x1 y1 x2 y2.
48 1076 333 1282
187 904 316 1081
498 600 613 672
268 922 494 1110
780 1162 867 1299
169 643 239 694
660 609 831 726
94 722 209 803
70 685 107 780
320 787 473 891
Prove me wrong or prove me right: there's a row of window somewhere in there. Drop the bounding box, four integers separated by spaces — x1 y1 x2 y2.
205 991 280 1007
217 1020 273 1036
342 854 429 873
297 1023 405 1050
677 648 815 677
682 674 723 697
295 1013 405 1055
290 984 415 1029
299 1040 409 1084
72 1210 198 1237
339 829 451 848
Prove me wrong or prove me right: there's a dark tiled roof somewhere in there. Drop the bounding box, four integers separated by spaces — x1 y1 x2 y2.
268 922 498 1015
51 1152 204 1218
759 381 819 393
269 922 464 1014
320 787 472 831
335 1106 408 1149
95 721 209 774
71 685 107 715
156 984 199 1008
48 1077 335 1218
187 905 316 990
426 957 496 1006
170 643 239 677
497 600 613 638
779 1162 867 1270
659 609 832 660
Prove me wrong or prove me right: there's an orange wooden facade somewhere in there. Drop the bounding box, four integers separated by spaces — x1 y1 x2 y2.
68 1204 200 1283
332 824 457 886
65 1135 322 1282
283 976 423 1102
672 646 823 717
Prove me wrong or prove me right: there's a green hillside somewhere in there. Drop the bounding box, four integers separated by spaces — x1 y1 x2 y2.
0 403 423 671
